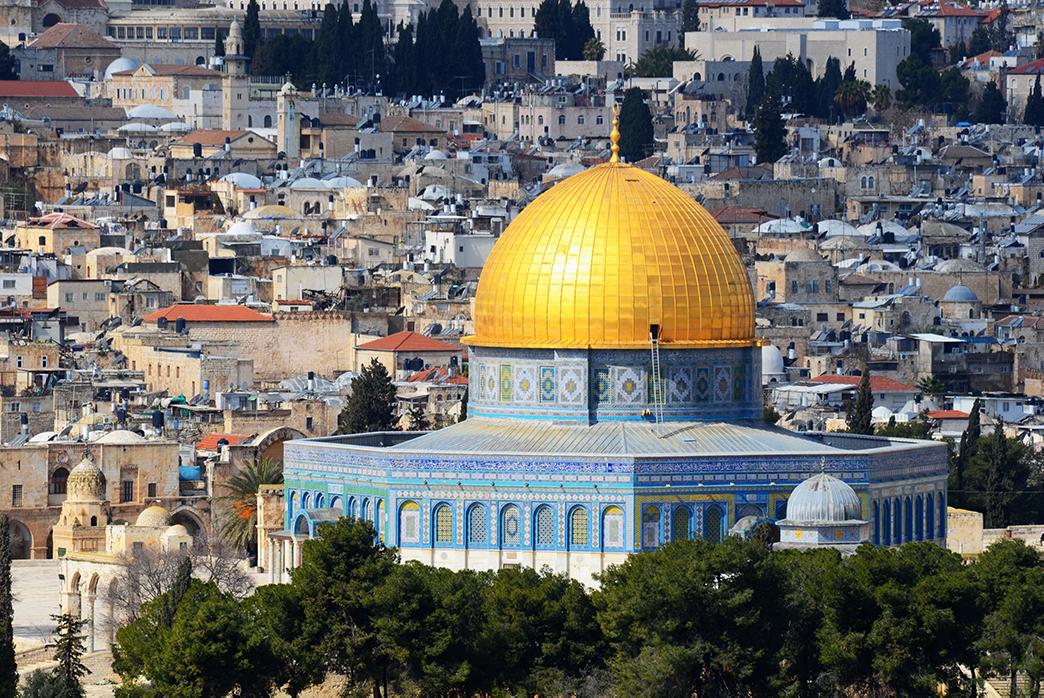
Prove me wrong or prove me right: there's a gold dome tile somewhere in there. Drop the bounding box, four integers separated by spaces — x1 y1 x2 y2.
464 162 755 349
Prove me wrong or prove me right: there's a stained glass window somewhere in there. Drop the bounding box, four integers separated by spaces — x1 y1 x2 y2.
399 501 420 544
434 504 453 543
570 507 589 546
535 506 555 546
468 504 488 544
502 505 521 546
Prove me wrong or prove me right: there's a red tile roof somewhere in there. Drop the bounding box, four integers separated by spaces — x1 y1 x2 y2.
960 50 1000 68
927 410 969 419
1011 59 1044 75
144 303 274 323
29 23 116 50
28 212 98 229
0 81 78 98
810 374 916 392
196 433 250 451
357 330 460 352
699 0 802 6
406 366 468 384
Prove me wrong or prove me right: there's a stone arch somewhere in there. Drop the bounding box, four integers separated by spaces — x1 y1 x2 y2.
293 513 310 536
329 496 343 515
301 492 312 511
170 507 205 537
346 496 356 517
249 426 306 465
42 12 61 27
8 519 30 559
49 466 69 495
315 493 326 509
65 570 82 617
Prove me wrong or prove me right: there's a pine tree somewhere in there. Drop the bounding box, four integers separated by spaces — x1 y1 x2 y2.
949 39 967 64
406 403 429 431
974 80 1007 124
846 369 874 435
744 47 764 121
458 388 468 423
617 87 654 162
243 0 262 60
48 614 87 698
753 89 787 163
214 31 225 58
1025 75 1044 127
0 517 14 698
159 556 192 629
968 25 991 56
817 0 850 19
337 358 398 434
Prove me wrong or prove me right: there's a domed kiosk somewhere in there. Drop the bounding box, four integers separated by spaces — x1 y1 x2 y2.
776 472 869 553
277 119 949 585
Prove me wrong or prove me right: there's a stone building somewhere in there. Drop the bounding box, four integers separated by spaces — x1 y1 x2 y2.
0 434 193 560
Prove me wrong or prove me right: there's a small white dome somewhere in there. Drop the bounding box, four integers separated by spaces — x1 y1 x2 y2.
97 429 146 445
424 149 449 160
761 345 785 377
785 473 863 524
104 57 141 81
221 172 262 189
127 104 178 120
322 175 363 189
784 248 824 262
107 147 133 159
163 524 189 537
545 162 585 179
226 220 257 235
117 122 157 133
289 177 325 190
158 121 193 133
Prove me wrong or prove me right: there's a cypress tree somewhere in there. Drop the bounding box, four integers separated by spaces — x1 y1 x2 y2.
159 556 192 629
617 87 654 162
0 517 14 698
744 47 764 121
1025 75 1044 127
336 2 355 84
846 369 874 435
571 0 595 60
390 23 415 96
243 0 262 60
355 0 386 88
682 0 700 33
49 614 87 698
815 56 843 120
337 358 398 434
0 43 16 82
753 89 787 163
817 0 850 19
951 397 981 507
313 4 340 87
214 31 225 58
974 80 1006 124
452 6 484 97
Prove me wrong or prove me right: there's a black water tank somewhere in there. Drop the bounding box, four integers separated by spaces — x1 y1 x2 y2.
151 411 164 428
175 317 186 334
157 317 169 330
326 255 338 265
192 142 203 158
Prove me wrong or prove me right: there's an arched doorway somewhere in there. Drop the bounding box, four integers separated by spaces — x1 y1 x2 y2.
42 13 61 27
8 520 30 559
170 508 205 538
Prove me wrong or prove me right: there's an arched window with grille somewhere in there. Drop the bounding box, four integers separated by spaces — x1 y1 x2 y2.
49 468 69 496
569 507 589 548
501 505 522 547
704 505 723 543
672 506 691 541
642 505 661 549
534 505 555 548
433 504 453 545
468 504 488 546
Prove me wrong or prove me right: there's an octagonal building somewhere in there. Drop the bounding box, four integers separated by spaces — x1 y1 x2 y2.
275 139 948 585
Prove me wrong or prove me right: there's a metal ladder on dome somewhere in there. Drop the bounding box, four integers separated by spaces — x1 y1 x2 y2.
649 324 664 427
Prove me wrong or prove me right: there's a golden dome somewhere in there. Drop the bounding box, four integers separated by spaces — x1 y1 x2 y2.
465 162 755 349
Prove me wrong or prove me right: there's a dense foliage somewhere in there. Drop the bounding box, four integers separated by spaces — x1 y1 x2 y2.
0 517 13 698
110 519 1044 697
534 0 595 61
249 0 483 99
628 47 697 78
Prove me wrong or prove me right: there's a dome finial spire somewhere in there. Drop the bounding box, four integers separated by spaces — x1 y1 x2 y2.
610 103 621 163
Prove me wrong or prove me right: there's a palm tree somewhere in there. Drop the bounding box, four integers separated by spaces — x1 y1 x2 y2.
833 79 872 120
218 458 284 552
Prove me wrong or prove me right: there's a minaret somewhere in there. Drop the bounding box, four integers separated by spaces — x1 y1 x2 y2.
52 454 111 559
222 19 250 131
277 81 300 161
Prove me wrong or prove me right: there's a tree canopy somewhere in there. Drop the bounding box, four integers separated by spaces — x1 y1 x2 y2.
628 47 696 78
337 358 398 434
617 87 654 162
534 0 595 60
